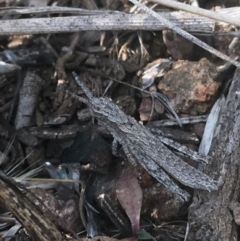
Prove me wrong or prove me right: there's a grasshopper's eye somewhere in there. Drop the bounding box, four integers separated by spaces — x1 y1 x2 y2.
128 121 133 127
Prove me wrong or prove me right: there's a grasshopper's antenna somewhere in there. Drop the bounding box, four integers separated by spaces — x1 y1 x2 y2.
72 72 93 99
65 89 89 105
58 85 89 105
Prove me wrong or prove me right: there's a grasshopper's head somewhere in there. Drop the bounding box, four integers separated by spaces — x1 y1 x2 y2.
72 72 130 125
89 96 130 125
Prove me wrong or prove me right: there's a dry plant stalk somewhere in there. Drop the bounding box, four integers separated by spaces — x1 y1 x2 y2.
0 171 67 241
129 0 240 68
149 0 240 27
1 6 240 36
1 4 239 66
0 11 214 34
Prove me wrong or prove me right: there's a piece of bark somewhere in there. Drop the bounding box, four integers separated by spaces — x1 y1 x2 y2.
15 71 45 130
187 68 240 240
0 171 67 241
29 188 80 233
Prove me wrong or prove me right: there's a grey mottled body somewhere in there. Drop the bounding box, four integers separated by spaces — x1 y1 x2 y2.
70 72 218 201
148 127 209 163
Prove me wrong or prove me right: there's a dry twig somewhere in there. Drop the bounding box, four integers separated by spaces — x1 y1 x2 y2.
149 0 240 27
129 0 240 68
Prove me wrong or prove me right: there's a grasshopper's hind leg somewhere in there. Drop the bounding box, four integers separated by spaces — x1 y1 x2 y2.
112 139 137 167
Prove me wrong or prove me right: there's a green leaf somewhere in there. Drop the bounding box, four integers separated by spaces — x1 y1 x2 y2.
137 230 152 240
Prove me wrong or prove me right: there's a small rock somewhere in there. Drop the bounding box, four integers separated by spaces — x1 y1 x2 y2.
139 97 158 121
157 58 220 115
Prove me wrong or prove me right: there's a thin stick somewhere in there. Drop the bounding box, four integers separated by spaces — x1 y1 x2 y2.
149 0 240 27
22 177 84 183
129 0 240 68
0 6 118 16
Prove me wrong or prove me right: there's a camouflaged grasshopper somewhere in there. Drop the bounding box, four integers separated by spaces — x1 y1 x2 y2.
68 72 218 201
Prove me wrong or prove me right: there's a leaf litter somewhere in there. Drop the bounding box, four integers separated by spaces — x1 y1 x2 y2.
0 0 239 240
